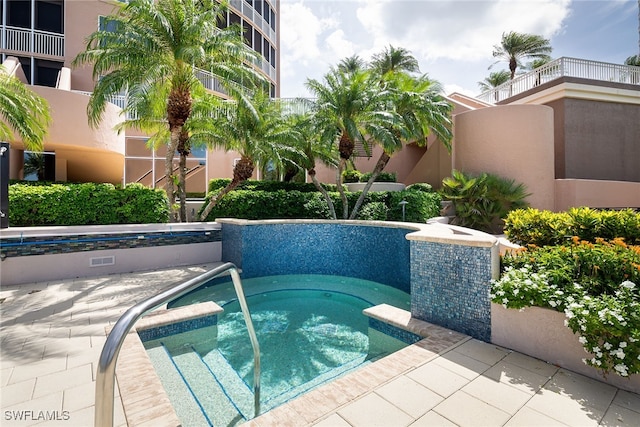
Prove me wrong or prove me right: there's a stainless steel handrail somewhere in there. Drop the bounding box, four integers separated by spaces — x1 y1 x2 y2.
94 262 261 427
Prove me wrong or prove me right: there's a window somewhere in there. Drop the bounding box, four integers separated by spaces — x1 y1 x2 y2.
35 0 63 34
7 0 31 29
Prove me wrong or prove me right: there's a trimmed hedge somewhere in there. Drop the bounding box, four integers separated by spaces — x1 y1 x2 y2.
8 182 169 226
207 179 338 193
200 187 441 223
504 207 640 246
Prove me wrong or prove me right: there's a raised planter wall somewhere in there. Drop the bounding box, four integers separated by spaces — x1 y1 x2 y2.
492 303 640 394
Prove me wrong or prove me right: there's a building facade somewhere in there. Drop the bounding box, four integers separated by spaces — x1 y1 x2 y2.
1 0 280 194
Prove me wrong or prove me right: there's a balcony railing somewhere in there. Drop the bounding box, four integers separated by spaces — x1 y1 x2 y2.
1 25 64 58
477 57 640 104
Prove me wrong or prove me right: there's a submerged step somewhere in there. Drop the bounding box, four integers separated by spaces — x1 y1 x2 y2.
171 349 246 427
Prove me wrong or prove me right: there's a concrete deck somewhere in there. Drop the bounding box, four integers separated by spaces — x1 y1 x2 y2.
1 264 639 426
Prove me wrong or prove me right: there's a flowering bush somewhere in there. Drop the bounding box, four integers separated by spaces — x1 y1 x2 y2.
492 238 640 377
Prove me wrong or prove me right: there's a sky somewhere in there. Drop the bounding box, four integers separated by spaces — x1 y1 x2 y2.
278 0 640 98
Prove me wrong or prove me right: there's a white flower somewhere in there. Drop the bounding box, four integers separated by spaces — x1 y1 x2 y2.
502 298 509 304
621 281 636 290
592 346 601 353
578 336 587 344
614 364 629 376
614 349 625 359
603 342 613 350
619 342 627 348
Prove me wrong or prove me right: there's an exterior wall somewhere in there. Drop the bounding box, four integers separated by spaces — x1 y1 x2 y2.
453 105 556 211
548 98 640 182
555 179 640 210
0 223 223 286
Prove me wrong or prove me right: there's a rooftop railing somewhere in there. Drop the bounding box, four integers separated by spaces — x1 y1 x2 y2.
0 25 64 58
477 57 640 104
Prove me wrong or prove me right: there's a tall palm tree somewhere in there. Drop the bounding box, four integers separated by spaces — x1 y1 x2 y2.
73 0 263 221
198 90 301 221
478 70 511 92
0 67 51 151
492 31 552 79
306 68 397 219
337 55 367 74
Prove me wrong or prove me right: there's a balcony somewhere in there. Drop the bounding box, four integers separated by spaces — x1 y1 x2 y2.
477 57 640 104
0 25 64 58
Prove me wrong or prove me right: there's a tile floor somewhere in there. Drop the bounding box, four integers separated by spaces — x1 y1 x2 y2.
1 263 639 426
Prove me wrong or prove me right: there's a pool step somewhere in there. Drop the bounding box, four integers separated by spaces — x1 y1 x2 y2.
171 349 246 426
145 344 211 427
202 349 258 418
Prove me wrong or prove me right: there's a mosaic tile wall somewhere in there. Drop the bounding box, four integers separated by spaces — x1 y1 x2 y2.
222 223 411 293
0 230 222 259
410 240 493 341
368 318 422 345
138 315 218 342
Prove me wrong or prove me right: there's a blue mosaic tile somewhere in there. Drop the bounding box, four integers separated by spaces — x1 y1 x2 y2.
368 318 422 344
221 223 411 293
138 315 218 342
410 241 492 341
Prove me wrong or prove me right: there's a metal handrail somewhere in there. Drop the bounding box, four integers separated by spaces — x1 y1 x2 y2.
94 262 261 427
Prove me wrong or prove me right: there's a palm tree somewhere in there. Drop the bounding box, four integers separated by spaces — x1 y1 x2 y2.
0 67 51 151
306 67 397 219
284 112 339 219
337 55 367 74
73 0 263 221
478 70 511 92
492 31 552 79
198 90 301 221
625 55 640 66
370 45 421 76
349 72 452 219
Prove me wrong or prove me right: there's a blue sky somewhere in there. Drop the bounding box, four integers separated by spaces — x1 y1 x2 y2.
279 0 639 98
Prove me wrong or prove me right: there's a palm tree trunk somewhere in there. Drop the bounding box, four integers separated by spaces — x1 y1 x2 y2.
309 168 337 220
336 158 349 219
199 156 254 221
177 129 189 222
165 128 180 222
349 152 391 220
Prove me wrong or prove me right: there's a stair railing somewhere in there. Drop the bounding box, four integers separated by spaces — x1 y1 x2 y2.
94 262 261 427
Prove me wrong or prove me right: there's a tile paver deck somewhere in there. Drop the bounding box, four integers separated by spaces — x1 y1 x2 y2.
1 263 639 427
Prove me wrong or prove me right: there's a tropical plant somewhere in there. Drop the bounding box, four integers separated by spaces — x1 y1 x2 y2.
625 55 640 66
306 67 397 219
337 55 367 74
0 67 51 151
73 0 263 221
198 90 301 220
441 170 529 233
491 31 552 79
478 70 511 92
370 45 420 76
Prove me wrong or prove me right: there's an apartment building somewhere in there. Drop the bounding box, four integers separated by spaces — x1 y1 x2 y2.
1 0 280 194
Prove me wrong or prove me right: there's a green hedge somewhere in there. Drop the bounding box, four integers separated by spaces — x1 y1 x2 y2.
504 207 640 246
200 188 441 223
8 182 169 226
207 179 338 193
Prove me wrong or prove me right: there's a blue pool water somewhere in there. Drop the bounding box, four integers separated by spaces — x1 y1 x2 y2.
144 275 413 426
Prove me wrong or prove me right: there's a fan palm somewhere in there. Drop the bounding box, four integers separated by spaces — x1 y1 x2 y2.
492 31 552 79
198 90 301 221
0 67 51 151
73 0 263 221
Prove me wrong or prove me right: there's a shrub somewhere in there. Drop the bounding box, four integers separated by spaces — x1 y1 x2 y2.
492 237 640 377
8 182 168 226
441 170 529 234
342 170 362 183
356 202 389 220
505 208 640 246
207 179 338 194
406 183 433 193
360 171 397 183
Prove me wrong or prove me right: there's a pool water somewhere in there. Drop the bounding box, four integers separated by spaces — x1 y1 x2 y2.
144 275 412 426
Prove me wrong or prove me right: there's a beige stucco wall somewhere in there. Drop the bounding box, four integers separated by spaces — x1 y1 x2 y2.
555 179 640 211
453 105 555 211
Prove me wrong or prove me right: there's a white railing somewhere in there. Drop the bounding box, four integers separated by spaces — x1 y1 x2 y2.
1 25 64 58
478 57 640 104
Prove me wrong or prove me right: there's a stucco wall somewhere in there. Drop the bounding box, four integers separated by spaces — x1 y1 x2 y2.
453 105 555 211
549 98 640 182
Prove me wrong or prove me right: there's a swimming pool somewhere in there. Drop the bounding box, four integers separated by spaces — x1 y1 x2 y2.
142 275 416 426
